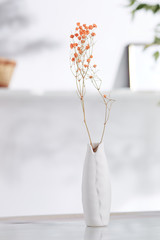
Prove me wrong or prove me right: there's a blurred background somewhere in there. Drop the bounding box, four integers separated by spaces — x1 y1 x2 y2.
0 0 160 217
1 0 160 91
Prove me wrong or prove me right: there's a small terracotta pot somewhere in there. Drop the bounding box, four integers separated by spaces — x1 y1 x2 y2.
0 58 16 87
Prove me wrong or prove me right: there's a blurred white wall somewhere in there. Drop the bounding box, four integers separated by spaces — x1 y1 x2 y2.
0 90 160 217
0 0 159 91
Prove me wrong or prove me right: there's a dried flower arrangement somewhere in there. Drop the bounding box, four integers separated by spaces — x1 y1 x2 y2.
70 23 114 151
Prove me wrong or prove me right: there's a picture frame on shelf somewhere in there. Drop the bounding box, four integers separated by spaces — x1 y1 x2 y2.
128 44 160 91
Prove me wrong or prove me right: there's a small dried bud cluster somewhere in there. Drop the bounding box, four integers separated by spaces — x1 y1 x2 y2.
70 23 99 98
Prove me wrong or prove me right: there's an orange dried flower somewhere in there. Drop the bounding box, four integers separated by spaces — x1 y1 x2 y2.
83 24 86 27
73 43 78 47
70 34 74 38
75 27 79 30
77 22 80 26
86 44 90 50
89 76 93 78
85 26 89 29
90 55 93 58
86 30 90 35
93 64 97 68
74 53 78 58
77 47 80 51
93 24 97 28
104 94 107 98
82 35 86 39
84 64 88 68
72 58 75 62
78 59 81 62
75 33 79 37
79 26 83 30
91 32 96 37
79 49 83 54
89 25 93 30
78 36 81 40
70 43 73 49
81 40 85 44
79 30 83 35
87 59 91 63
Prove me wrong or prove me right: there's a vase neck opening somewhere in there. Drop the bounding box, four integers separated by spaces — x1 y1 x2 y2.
89 142 103 153
93 144 99 153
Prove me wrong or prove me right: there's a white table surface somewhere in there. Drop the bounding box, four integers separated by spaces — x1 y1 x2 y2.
0 211 160 240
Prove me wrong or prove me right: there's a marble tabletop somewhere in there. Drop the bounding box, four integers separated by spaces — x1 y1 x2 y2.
0 211 160 240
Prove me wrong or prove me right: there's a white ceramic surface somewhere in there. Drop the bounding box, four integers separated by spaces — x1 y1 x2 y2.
82 143 111 226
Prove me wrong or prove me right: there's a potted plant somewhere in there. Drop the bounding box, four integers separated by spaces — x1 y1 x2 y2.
0 58 16 87
70 23 114 227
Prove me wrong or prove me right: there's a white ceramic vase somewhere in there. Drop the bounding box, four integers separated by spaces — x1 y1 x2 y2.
82 142 111 227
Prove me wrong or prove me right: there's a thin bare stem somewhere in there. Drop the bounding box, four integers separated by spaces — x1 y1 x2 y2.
81 98 93 148
99 98 113 144
91 78 114 144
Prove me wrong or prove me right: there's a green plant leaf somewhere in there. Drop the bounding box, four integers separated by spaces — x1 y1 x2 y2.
144 43 153 50
153 51 159 61
131 3 160 14
154 37 160 44
136 4 147 10
128 0 136 7
151 4 160 13
131 4 147 15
